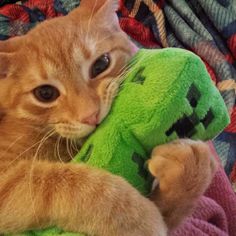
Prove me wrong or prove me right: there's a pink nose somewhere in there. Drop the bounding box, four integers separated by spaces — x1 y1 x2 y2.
81 111 99 126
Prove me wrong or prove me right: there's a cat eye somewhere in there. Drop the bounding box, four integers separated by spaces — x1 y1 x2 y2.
33 85 60 103
90 53 110 78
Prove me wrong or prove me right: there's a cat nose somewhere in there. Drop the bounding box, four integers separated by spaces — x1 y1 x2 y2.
81 111 99 126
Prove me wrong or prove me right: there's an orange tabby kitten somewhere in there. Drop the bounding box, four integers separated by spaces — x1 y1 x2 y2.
0 0 216 235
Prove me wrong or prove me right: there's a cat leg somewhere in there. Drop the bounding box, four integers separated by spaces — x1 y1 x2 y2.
148 139 216 230
0 160 165 236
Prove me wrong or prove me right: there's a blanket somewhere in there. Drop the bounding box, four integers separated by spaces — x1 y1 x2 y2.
0 0 235 235
169 142 236 236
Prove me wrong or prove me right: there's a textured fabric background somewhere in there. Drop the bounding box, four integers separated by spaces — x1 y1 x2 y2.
0 1 235 235
0 0 235 189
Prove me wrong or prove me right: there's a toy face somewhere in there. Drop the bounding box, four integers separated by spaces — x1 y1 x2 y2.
75 49 229 196
113 49 229 151
165 83 214 138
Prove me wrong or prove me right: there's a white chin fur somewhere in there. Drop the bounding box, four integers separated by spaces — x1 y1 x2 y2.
54 123 96 139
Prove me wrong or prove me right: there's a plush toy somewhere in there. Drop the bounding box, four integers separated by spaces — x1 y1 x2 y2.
74 48 230 194
11 48 229 236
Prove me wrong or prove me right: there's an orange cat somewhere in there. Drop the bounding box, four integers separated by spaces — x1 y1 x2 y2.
0 0 216 235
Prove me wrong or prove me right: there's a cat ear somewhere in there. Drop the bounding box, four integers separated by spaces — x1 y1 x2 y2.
0 53 12 79
79 0 118 13
93 0 119 29
72 0 119 28
0 37 21 79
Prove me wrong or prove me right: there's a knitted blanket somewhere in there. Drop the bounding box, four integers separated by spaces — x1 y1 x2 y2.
0 0 235 235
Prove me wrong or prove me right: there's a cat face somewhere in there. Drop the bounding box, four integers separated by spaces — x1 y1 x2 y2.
0 0 135 139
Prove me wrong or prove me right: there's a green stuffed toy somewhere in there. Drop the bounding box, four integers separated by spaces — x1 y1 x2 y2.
10 48 230 236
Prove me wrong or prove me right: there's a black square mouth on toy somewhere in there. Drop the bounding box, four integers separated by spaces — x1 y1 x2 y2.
166 84 214 138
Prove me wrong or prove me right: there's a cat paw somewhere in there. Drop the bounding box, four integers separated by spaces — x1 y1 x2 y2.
148 139 217 198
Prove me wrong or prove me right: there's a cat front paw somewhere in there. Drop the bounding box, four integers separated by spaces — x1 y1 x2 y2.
148 139 217 198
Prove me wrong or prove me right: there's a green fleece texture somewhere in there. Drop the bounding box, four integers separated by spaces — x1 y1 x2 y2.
10 48 229 236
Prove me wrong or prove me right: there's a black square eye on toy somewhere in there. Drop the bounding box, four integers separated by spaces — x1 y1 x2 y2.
166 83 215 138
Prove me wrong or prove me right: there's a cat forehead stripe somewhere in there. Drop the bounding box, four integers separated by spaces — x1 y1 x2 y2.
73 39 94 61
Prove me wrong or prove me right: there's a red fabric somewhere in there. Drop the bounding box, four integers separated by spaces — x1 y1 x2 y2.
230 164 236 183
24 0 57 18
228 34 236 59
225 107 236 133
120 18 160 48
0 4 30 22
202 60 217 84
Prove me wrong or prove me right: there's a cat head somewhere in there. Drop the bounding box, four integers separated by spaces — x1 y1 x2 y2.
0 0 136 139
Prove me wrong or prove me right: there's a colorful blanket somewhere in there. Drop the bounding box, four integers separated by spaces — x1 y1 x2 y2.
0 0 235 235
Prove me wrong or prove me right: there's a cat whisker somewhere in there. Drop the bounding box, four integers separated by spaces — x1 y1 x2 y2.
54 136 58 161
72 139 80 153
69 139 77 159
85 0 98 44
56 137 79 175
95 32 120 46
66 138 74 161
1 129 54 171
71 139 77 152
28 129 55 225
96 29 136 47
0 135 25 159
56 136 63 164
113 54 151 89
70 139 75 153
106 61 137 90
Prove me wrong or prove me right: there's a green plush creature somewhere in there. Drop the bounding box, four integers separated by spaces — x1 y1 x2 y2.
10 48 229 236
